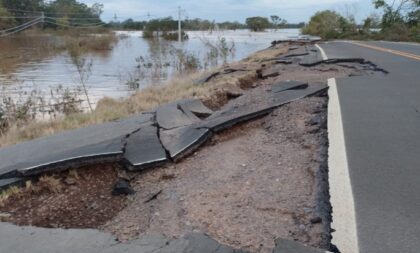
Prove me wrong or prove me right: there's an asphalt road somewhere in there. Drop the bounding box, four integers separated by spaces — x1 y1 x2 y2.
319 41 420 253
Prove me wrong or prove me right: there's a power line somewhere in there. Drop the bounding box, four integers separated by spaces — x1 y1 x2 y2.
0 19 43 37
0 17 42 33
44 20 106 29
3 8 43 14
45 17 105 26
4 8 101 17
0 17 107 37
0 16 39 19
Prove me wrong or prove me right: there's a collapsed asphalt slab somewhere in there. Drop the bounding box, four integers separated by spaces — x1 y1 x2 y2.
0 83 327 179
160 126 212 161
0 115 153 179
0 221 331 253
123 124 168 171
270 80 309 93
0 222 249 253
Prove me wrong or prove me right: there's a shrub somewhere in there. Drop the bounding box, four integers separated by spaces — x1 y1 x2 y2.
246 17 270 32
302 10 342 39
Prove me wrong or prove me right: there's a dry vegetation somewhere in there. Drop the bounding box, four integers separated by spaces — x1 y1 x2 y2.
0 44 288 147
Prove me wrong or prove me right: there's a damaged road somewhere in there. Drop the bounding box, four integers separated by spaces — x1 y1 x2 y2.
0 40 389 253
0 82 328 186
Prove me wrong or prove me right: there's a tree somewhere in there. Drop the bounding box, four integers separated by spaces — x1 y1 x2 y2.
270 15 287 31
246 16 270 32
373 0 419 28
301 10 342 39
0 4 16 30
270 15 279 31
362 13 382 32
1 0 44 24
43 0 104 28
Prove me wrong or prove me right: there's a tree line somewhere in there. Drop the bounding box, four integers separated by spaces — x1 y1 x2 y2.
302 0 419 42
0 0 103 29
107 17 304 32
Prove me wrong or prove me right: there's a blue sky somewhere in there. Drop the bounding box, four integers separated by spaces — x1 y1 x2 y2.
80 0 380 23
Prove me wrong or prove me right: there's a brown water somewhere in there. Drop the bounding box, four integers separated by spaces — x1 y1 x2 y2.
0 29 300 110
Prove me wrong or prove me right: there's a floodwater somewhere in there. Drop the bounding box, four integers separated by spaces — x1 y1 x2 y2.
0 29 300 108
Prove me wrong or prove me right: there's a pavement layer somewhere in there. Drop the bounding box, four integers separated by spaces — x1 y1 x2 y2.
319 41 420 253
0 222 248 253
0 115 152 179
0 222 331 253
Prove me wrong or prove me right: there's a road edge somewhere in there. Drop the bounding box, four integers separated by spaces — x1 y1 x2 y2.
327 78 359 253
316 43 359 253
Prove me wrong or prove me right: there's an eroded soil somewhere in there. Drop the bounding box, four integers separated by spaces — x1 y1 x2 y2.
100 92 329 253
0 164 127 228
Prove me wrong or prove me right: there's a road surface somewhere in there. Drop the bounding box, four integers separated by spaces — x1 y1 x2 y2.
319 41 420 253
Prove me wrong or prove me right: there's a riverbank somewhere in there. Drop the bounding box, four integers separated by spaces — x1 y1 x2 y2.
0 44 287 147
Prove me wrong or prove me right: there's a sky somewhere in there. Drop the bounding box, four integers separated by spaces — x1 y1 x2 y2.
80 0 381 23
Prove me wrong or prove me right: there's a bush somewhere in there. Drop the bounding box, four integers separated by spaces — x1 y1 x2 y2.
163 31 189 41
382 23 411 41
246 17 270 32
409 24 420 42
302 10 342 39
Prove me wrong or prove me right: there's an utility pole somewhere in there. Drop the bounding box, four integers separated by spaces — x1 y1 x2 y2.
178 6 182 43
41 11 45 29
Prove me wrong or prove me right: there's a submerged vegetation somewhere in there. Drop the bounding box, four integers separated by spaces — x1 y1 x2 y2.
0 44 288 148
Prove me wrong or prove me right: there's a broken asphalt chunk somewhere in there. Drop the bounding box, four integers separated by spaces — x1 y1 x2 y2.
123 125 168 171
112 179 134 196
271 86 328 107
0 178 25 191
275 59 293 64
270 80 309 93
197 85 327 133
197 104 275 133
0 114 153 178
194 72 220 85
156 101 201 130
178 99 213 118
160 126 212 161
299 51 324 66
300 57 366 67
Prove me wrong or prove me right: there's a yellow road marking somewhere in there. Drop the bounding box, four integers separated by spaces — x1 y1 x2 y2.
349 41 420 61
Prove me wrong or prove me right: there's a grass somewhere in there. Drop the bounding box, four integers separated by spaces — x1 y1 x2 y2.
0 186 21 208
0 44 288 147
243 45 291 63
0 174 65 207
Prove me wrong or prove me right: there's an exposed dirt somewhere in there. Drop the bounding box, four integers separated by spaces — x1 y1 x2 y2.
0 164 127 229
102 94 329 253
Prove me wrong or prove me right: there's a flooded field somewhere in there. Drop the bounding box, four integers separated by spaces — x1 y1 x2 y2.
0 29 300 110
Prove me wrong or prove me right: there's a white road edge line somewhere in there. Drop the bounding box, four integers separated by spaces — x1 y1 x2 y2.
316 43 360 253
315 44 328 60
